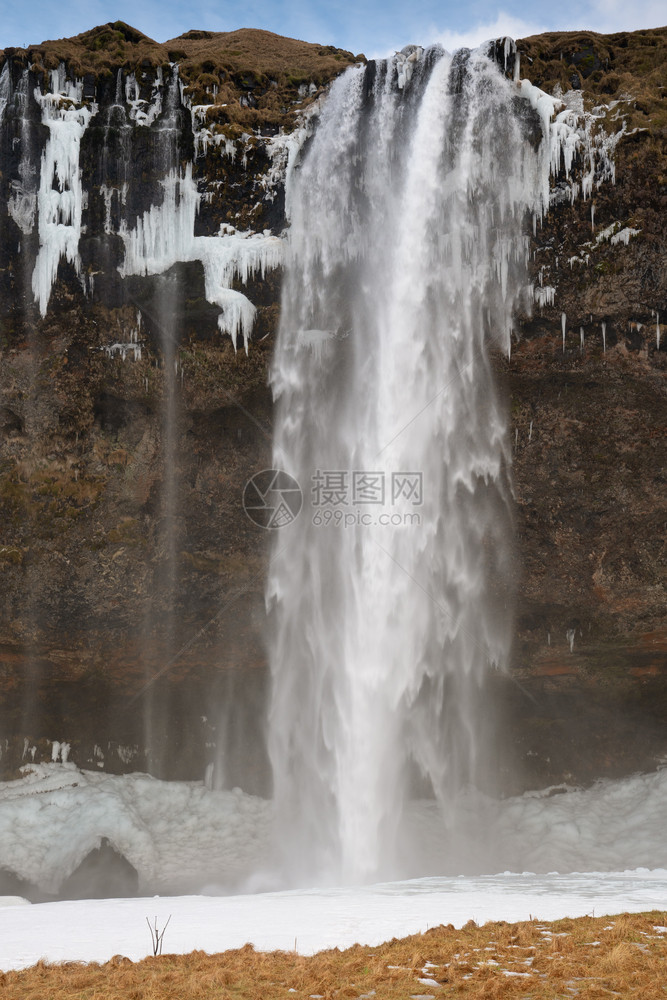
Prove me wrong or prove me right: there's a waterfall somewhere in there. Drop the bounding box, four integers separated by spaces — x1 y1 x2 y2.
267 46 555 886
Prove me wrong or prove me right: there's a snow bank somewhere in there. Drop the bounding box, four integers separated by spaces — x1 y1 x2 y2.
1 765 666 896
0 764 272 894
1 869 666 971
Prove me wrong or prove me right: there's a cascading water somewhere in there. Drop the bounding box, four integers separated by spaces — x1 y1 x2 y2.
268 46 556 886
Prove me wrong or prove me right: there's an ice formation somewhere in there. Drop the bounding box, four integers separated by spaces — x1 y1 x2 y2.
0 62 9 121
8 53 631 350
4 61 289 348
534 285 556 308
119 165 283 350
124 67 164 126
31 67 96 315
525 84 635 307
6 70 37 236
610 226 640 246
0 764 271 894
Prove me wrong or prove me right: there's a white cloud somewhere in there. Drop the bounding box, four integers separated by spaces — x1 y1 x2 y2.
366 13 547 60
427 12 548 52
585 0 666 32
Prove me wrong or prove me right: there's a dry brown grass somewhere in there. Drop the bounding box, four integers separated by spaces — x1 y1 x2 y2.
517 26 667 133
1 909 666 999
0 22 360 130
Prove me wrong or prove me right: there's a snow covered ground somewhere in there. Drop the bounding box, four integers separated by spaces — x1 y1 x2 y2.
1 869 666 971
1 763 666 971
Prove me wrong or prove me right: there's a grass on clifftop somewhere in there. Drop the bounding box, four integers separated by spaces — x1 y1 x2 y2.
518 26 667 134
2 910 666 999
0 22 361 129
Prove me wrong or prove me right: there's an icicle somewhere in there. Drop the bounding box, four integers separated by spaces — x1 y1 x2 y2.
528 420 533 441
119 165 283 351
590 202 595 232
561 312 567 352
580 327 584 349
610 226 640 246
601 321 606 352
566 629 575 653
31 66 96 314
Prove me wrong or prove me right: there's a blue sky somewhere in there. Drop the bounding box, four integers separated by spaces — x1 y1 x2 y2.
1 0 664 56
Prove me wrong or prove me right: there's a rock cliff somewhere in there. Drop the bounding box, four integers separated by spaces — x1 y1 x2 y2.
0 23 664 789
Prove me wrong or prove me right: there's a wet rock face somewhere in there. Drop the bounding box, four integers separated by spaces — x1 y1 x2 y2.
0 37 292 783
0 26 665 790
504 27 667 787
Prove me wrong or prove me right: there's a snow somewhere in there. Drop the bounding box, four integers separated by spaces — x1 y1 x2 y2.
0 765 272 894
0 869 666 972
2 764 667 899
